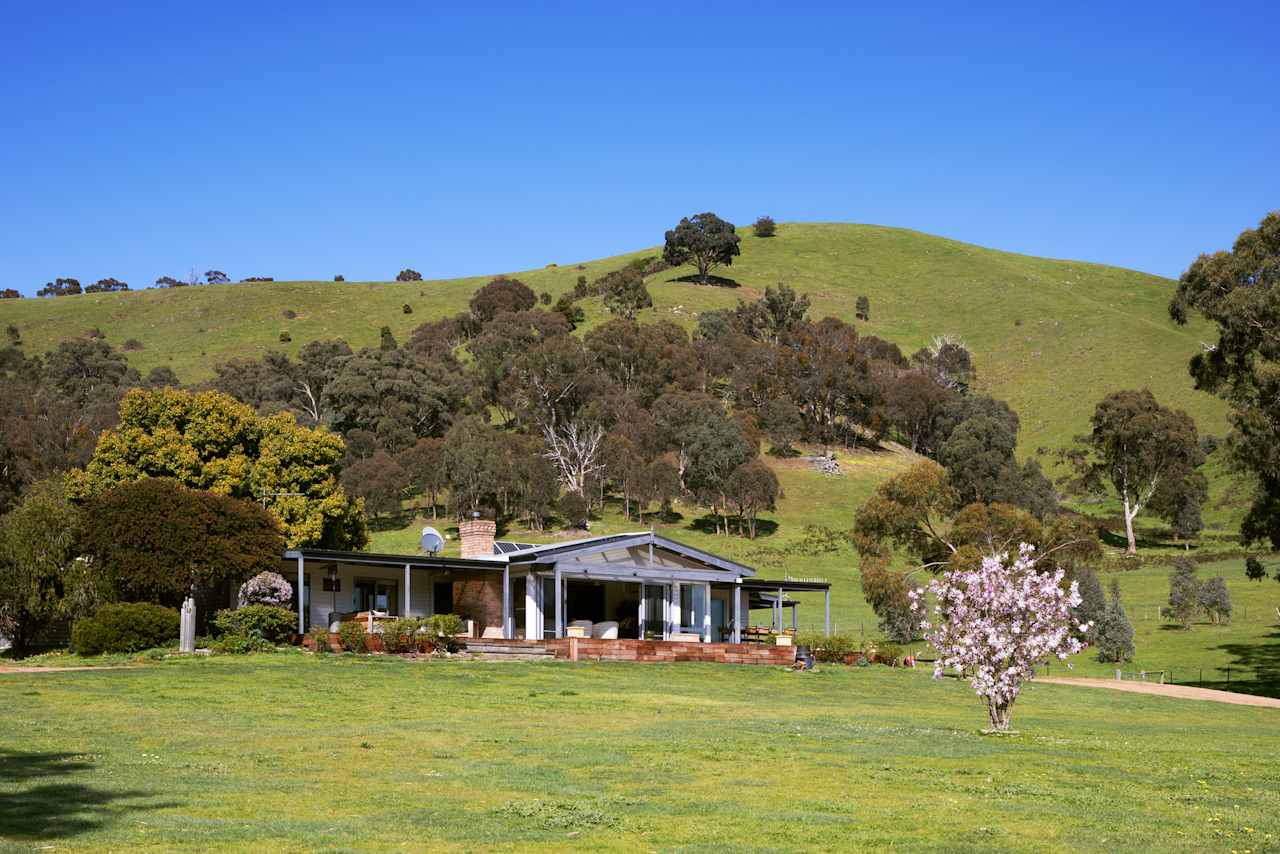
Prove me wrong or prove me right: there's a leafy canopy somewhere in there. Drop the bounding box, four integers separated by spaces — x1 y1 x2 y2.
67 388 366 548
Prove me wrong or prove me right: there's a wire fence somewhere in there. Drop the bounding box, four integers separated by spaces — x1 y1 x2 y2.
1036 660 1272 688
1119 603 1254 623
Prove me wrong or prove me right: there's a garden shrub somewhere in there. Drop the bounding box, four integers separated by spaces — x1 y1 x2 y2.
213 605 296 644
209 633 274 655
875 642 903 666
382 617 429 653
305 625 332 653
429 613 464 652
71 603 180 656
338 620 367 653
795 632 860 662
238 572 293 607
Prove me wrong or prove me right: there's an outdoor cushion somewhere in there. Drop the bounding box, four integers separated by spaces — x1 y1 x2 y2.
669 631 702 642
481 626 504 639
591 621 618 639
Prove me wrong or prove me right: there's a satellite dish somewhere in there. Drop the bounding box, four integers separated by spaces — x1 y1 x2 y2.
419 526 444 555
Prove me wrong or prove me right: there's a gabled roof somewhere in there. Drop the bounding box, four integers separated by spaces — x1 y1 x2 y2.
497 531 756 577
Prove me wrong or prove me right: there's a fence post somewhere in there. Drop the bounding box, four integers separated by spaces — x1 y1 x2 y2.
1115 669 1122 681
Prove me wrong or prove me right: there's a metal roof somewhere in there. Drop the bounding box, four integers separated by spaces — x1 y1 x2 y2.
499 532 757 576
739 578 832 591
282 548 503 571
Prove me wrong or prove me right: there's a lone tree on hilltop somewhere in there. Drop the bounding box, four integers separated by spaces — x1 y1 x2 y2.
1072 389 1206 555
663 212 741 284
396 269 423 282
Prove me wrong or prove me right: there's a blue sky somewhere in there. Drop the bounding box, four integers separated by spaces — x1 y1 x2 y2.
2 2 1277 294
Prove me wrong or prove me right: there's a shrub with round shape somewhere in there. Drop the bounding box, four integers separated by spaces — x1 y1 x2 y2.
238 572 293 608
71 603 180 656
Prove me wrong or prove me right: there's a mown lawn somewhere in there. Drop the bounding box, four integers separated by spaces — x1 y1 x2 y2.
2 654 1277 852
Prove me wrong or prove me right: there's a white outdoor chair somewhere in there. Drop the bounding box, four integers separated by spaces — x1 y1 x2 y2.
591 621 618 639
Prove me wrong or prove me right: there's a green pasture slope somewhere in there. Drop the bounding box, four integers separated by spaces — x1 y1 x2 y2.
0 222 1230 459
1 655 1277 851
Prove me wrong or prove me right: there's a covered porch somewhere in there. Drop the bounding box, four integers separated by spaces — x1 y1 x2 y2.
282 549 517 638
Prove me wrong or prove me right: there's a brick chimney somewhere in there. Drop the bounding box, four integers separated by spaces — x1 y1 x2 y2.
459 516 497 558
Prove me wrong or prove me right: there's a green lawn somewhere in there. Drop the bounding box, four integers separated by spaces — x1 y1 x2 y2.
2 654 1277 852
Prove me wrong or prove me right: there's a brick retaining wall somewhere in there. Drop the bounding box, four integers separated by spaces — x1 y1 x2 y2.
545 638 797 666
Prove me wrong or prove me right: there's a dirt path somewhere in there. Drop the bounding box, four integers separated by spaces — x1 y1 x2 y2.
1040 677 1280 709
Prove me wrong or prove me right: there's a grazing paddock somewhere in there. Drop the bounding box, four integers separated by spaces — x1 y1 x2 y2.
1 653 1277 852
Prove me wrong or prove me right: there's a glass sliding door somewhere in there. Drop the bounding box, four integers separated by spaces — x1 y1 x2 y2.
642 584 668 639
355 579 397 614
676 582 710 641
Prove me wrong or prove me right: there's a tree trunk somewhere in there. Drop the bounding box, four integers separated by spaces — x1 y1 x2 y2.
1122 497 1138 555
985 697 1013 732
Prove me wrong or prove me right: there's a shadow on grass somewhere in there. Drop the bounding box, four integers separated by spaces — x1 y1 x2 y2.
664 273 742 288
1097 528 1185 551
685 514 779 539
0 749 172 841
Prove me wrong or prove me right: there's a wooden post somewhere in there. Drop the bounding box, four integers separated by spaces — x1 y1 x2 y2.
824 589 831 637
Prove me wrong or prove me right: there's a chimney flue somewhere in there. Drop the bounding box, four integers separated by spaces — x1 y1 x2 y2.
459 517 497 558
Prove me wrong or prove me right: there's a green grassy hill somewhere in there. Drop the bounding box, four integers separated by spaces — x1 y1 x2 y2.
4 223 1277 694
0 222 1229 460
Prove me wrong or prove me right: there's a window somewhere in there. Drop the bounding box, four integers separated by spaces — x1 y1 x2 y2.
677 583 708 637
355 580 397 614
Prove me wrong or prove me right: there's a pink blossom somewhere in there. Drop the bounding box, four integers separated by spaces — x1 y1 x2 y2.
911 544 1086 732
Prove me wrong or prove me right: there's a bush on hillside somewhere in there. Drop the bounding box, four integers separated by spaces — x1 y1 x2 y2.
753 216 776 238
123 338 144 351
396 269 423 282
71 603 180 656
213 605 295 644
558 491 590 529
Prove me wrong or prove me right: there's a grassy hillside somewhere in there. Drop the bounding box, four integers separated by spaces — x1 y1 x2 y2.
0 222 1230 460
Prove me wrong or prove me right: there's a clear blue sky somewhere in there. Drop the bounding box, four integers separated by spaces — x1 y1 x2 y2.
2 2 1277 295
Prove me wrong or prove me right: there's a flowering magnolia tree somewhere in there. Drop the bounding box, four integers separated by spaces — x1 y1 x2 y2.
909 544 1087 732
238 571 293 608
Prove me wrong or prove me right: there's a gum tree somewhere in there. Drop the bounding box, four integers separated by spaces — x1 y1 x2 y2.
910 545 1087 732
1073 389 1206 554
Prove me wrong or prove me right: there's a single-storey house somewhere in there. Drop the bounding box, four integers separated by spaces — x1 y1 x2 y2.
282 519 832 645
